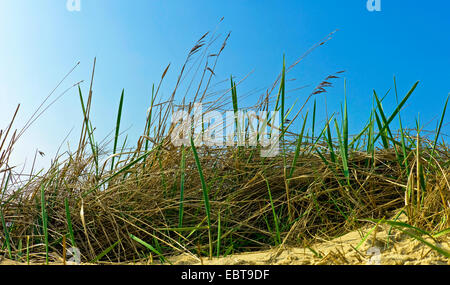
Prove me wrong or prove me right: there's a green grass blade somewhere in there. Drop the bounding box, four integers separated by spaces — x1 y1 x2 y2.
26 236 30 265
370 219 450 258
343 79 348 155
191 137 211 227
394 77 409 169
349 117 371 150
374 90 402 163
280 56 286 142
262 175 281 245
111 89 125 172
312 99 316 143
78 86 99 175
374 111 389 149
334 119 349 180
82 148 156 197
90 240 120 263
129 234 170 264
325 123 336 164
216 211 221 258
433 228 450 238
64 197 76 248
41 184 49 264
430 94 449 161
0 210 12 259
289 112 308 179
230 76 238 115
190 136 212 258
356 218 385 250
145 84 155 152
178 145 186 228
373 81 419 143
230 76 239 142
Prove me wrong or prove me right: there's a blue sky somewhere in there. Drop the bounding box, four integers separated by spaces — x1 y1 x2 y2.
0 0 449 169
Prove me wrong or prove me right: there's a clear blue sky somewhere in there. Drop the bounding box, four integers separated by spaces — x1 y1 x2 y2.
0 0 449 169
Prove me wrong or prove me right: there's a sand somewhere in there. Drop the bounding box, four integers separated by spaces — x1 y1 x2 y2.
169 222 450 265
1 220 449 265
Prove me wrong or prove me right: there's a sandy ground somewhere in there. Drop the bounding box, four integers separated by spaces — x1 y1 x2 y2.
169 222 450 265
1 220 449 265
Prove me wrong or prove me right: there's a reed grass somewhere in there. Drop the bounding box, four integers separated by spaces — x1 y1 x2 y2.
0 31 448 264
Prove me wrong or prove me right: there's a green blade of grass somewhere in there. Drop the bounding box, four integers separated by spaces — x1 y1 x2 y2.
26 236 30 265
325 123 336 164
129 234 170 264
433 228 450 238
82 147 156 197
356 218 385 250
190 136 212 259
370 219 450 258
374 111 389 149
343 79 349 155
288 112 308 179
90 240 120 263
349 116 372 150
64 197 76 248
334 118 349 180
399 230 450 258
111 89 125 172
78 86 99 176
216 211 221 258
394 77 409 169
0 210 12 259
178 145 186 228
262 174 281 245
144 84 155 152
315 148 330 166
191 137 211 227
374 90 402 163
280 56 286 143
312 99 316 144
429 94 449 162
230 76 239 148
386 208 406 248
306 115 334 157
306 246 322 258
367 219 436 241
373 81 419 143
230 76 238 116
41 184 49 264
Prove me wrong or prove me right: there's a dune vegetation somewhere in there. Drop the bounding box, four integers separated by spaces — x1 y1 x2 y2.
0 31 449 265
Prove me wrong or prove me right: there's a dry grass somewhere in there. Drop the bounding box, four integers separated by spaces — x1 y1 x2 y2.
0 31 449 264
